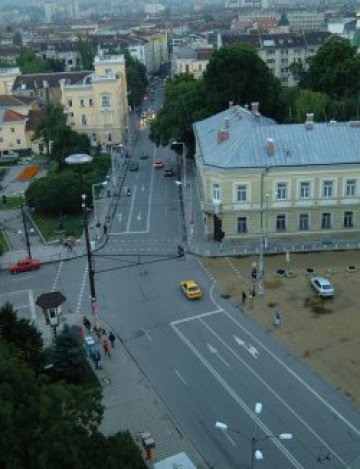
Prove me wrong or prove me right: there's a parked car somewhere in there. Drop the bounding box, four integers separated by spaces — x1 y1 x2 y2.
310 276 334 298
129 162 139 171
140 152 149 160
164 168 175 177
153 160 163 169
9 257 41 274
180 280 202 299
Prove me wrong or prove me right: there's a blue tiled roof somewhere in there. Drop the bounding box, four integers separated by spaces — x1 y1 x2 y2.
193 106 360 169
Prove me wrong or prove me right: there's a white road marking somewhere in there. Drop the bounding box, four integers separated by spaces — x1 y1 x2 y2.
171 309 222 326
207 343 230 367
76 264 88 314
126 184 137 232
142 184 145 192
10 275 36 281
221 429 237 447
117 213 123 223
28 289 36 321
197 316 351 467
174 369 188 386
234 335 259 359
51 261 63 292
141 327 152 341
171 323 304 469
137 211 142 221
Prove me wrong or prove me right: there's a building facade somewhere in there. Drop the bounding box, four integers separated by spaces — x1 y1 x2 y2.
194 104 360 246
60 55 128 147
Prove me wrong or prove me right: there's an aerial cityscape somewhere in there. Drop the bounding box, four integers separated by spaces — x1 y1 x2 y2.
1 0 360 467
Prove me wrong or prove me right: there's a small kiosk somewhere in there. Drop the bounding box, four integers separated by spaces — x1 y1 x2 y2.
36 291 66 338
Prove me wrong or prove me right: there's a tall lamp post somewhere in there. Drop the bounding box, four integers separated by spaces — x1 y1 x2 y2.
215 402 293 468
65 153 98 315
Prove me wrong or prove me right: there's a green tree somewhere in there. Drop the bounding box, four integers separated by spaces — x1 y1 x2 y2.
32 103 66 160
124 50 148 108
46 57 65 72
52 325 88 384
16 48 51 73
300 36 360 98
0 302 43 369
76 34 96 70
294 89 330 122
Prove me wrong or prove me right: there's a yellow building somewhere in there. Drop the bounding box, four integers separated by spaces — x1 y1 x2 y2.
60 55 128 147
194 104 360 247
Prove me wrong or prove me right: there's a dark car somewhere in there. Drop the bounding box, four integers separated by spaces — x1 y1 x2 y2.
140 152 149 160
129 162 139 171
164 168 175 177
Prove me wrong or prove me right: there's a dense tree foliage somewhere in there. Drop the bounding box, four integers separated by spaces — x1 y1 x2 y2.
76 34 96 70
299 36 360 98
0 304 146 468
293 89 331 122
124 50 148 109
16 48 51 73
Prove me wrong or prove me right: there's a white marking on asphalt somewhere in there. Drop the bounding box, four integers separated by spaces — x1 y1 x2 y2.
171 323 304 469
76 264 88 314
171 309 222 326
126 183 137 232
137 211 142 221
10 275 36 281
117 213 123 223
145 155 155 233
174 369 188 386
51 261 63 292
28 289 36 321
141 327 152 341
221 429 237 446
198 315 351 467
234 335 259 359
0 289 30 296
207 343 230 367
142 184 145 192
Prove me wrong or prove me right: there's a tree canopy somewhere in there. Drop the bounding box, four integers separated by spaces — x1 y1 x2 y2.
76 34 96 70
124 50 148 109
16 48 51 73
299 36 360 98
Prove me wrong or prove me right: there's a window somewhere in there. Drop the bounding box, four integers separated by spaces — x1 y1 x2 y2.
0 137 3 143
81 115 87 126
321 213 331 229
107 133 112 142
68 99 72 107
346 179 356 197
89 98 93 106
11 128 15 133
212 183 220 201
102 95 111 107
185 64 190 73
299 214 309 230
237 217 247 233
80 98 85 107
276 183 287 200
236 184 247 202
344 211 353 228
323 181 333 198
300 182 310 199
16 139 21 145
276 215 286 231
92 133 97 142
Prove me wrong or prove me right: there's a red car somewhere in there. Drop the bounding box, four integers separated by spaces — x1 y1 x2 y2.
9 257 41 274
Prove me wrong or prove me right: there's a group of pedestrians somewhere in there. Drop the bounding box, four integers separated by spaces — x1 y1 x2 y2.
83 316 117 370
241 290 282 328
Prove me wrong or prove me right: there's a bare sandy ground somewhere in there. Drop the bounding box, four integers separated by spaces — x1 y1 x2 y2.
201 250 360 408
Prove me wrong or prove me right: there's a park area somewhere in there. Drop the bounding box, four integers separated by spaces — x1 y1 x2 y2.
201 250 360 408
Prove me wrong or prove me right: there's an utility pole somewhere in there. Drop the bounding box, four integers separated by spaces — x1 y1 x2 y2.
20 194 32 259
82 194 97 312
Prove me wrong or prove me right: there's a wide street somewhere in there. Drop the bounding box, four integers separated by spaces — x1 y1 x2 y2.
1 79 360 468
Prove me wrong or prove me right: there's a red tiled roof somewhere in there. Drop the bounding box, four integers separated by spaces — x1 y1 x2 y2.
3 109 26 122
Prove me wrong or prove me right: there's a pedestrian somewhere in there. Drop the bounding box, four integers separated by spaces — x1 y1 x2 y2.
109 331 116 348
273 310 281 327
241 290 247 306
103 340 111 357
83 316 91 332
91 348 101 369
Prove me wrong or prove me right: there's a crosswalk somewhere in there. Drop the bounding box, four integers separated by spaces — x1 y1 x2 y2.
103 236 181 254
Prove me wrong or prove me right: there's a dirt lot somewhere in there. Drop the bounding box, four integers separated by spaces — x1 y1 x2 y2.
201 250 360 408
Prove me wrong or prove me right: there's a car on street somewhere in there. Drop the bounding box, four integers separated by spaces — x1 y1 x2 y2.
310 276 334 298
140 152 149 160
153 160 163 169
180 280 202 299
9 257 41 274
163 168 175 177
129 162 139 171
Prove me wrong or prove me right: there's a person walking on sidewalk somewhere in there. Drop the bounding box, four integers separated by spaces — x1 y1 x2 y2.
108 331 116 348
241 290 247 306
103 339 111 357
273 310 281 328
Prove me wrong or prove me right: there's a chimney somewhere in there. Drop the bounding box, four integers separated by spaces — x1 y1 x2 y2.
229 100 234 109
217 129 229 144
251 102 259 114
305 113 314 130
224 117 230 129
267 138 275 156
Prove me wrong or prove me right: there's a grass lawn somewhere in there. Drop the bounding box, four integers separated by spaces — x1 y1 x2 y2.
0 231 7 254
32 212 83 241
0 195 22 210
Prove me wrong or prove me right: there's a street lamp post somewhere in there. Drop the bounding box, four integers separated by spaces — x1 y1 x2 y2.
215 402 293 468
65 154 98 314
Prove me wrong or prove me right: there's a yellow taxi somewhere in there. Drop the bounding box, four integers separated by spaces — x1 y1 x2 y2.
180 280 202 299
153 160 163 169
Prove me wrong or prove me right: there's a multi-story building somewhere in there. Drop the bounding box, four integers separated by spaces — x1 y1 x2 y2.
171 47 212 78
194 103 360 246
60 55 128 147
287 9 326 32
218 31 332 85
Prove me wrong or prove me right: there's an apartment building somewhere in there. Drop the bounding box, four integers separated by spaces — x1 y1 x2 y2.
193 104 360 245
60 55 128 147
171 47 212 78
218 31 332 86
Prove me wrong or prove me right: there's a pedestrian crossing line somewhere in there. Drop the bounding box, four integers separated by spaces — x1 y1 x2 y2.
108 237 175 244
76 264 88 315
226 257 242 279
51 261 64 292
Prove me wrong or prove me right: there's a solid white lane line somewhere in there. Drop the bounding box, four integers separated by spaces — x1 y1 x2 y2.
126 183 137 232
171 309 222 326
28 289 36 321
174 369 188 386
145 156 155 233
171 323 304 469
199 318 349 468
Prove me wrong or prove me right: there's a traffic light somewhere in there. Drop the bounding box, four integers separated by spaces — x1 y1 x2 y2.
177 244 184 257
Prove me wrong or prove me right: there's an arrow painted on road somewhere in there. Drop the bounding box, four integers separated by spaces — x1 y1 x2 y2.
207 343 230 367
137 211 142 221
233 335 259 359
